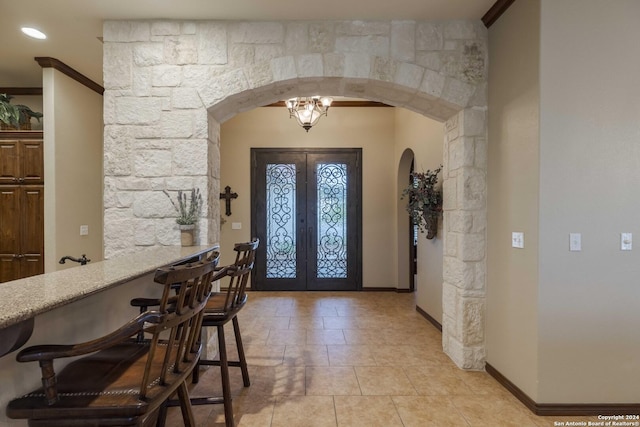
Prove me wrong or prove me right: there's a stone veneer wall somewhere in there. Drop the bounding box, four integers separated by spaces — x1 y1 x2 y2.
102 19 488 369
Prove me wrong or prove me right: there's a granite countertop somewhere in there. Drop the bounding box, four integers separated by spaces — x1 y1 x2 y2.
0 245 217 329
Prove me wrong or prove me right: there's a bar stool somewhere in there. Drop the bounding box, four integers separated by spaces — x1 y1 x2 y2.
189 238 259 427
6 255 219 427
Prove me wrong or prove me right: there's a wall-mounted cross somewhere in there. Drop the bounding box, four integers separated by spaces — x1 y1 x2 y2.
219 186 238 216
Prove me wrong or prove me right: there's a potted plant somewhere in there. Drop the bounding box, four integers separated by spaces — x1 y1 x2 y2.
164 188 203 246
0 93 43 130
401 165 443 240
0 94 20 129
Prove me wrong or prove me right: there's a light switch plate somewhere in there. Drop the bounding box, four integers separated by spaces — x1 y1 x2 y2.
511 232 524 249
80 225 89 236
569 233 581 251
231 222 242 230
621 233 632 251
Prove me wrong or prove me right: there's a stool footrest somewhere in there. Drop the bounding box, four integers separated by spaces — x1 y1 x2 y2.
165 396 226 408
199 359 243 367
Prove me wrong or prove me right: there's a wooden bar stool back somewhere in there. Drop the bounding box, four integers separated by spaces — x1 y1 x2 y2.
6 254 219 427
189 238 259 427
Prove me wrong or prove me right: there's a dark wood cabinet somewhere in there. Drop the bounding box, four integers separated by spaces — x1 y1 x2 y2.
0 139 44 185
0 132 44 283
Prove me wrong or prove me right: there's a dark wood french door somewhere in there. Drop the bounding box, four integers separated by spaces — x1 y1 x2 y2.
251 148 362 291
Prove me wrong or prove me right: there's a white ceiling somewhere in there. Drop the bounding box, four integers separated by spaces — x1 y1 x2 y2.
0 0 495 88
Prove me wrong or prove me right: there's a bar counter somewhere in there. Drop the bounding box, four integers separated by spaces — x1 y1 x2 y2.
0 245 217 427
0 245 215 331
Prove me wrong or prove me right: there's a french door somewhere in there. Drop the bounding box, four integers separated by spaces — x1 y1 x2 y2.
251 148 362 291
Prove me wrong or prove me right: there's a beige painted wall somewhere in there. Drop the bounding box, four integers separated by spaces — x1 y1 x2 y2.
394 108 444 320
220 106 397 288
486 0 541 400
538 0 640 403
43 69 103 272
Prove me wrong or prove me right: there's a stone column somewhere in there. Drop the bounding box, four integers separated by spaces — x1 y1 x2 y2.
441 107 487 370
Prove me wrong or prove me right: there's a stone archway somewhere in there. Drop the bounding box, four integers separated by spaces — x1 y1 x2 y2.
102 19 487 369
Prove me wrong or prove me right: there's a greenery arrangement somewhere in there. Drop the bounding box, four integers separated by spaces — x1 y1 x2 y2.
401 165 443 239
0 93 43 129
164 188 203 226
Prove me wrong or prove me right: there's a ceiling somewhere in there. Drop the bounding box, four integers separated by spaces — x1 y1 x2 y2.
0 0 495 88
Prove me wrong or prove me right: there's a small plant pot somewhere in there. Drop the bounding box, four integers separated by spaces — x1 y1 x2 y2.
422 210 439 240
178 224 196 246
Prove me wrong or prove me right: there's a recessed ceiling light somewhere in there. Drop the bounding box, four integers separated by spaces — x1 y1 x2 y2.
21 27 47 40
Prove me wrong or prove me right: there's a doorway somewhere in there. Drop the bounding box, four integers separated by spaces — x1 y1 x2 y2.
251 148 362 291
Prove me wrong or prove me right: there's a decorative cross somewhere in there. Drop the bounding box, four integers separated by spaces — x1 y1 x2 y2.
219 186 238 216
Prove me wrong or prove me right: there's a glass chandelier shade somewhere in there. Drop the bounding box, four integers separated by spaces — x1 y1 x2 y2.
285 96 333 132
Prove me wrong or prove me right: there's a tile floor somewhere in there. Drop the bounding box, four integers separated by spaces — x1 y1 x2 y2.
167 291 600 426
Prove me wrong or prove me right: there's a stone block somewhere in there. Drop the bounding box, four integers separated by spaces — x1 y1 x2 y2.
335 36 389 57
115 177 153 191
134 220 156 245
160 110 195 138
134 149 172 177
116 97 163 125
442 281 459 322
285 22 309 53
443 256 474 290
103 44 132 89
115 191 135 208
230 22 284 44
182 22 196 35
245 64 274 91
416 22 443 51
457 169 486 211
172 140 208 176
371 57 396 83
229 44 254 68
419 69 445 99
254 45 285 63
448 136 475 171
447 211 473 233
219 69 250 99
104 218 134 259
441 77 474 108
393 63 423 90
164 35 197 65
132 67 152 96
157 218 180 245
309 23 335 53
104 127 133 176
336 21 389 36
103 21 150 42
471 210 487 234
197 22 228 65
444 231 458 257
271 56 297 82
474 261 486 291
459 233 485 262
474 137 487 169
152 65 182 87
152 21 181 36
460 108 486 137
442 177 457 211
461 299 485 346
391 21 415 62
415 52 442 71
323 53 345 77
172 87 202 109
296 54 324 78
444 21 477 40
343 53 371 79
133 191 175 218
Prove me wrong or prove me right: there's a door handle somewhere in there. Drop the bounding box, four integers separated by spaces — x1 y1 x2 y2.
308 227 312 250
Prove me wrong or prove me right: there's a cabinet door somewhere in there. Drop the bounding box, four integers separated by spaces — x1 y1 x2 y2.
0 141 20 184
21 140 44 184
0 187 21 283
21 186 44 258
0 186 20 254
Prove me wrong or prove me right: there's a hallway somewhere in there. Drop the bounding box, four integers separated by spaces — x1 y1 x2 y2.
167 292 597 426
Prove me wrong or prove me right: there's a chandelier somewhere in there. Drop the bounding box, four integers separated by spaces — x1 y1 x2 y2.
285 96 333 132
